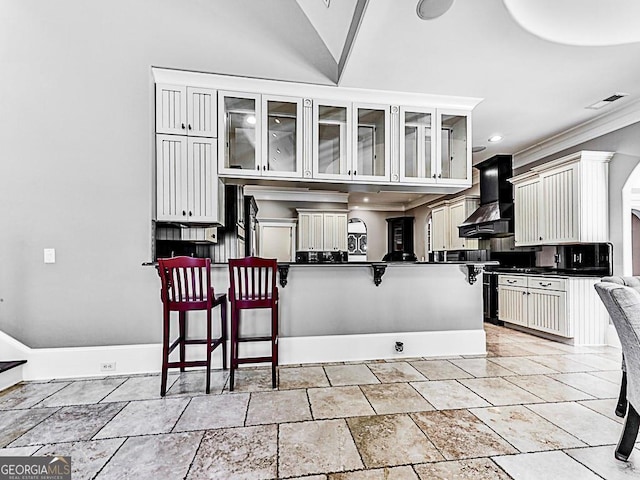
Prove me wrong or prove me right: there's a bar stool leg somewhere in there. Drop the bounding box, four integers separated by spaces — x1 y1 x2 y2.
179 312 186 372
229 305 238 392
221 300 228 370
616 372 628 418
160 306 170 397
615 404 639 461
206 309 212 394
271 303 278 389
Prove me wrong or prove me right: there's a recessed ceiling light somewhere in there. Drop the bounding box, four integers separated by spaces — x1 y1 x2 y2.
472 145 487 153
363 197 369 202
488 135 503 143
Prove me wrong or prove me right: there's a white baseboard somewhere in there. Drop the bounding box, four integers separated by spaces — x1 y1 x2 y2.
0 365 24 392
0 328 486 381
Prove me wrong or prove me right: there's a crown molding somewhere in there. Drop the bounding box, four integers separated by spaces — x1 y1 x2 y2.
514 97 640 169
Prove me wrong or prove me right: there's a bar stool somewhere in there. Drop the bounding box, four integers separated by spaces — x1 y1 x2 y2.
157 256 227 396
228 257 279 391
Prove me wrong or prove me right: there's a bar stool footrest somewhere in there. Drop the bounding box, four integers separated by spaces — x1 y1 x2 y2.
236 356 275 364
237 336 273 343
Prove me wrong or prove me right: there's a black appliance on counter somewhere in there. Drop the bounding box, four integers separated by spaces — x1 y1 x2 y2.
296 251 348 264
432 250 489 262
555 243 613 276
459 155 514 238
383 216 417 261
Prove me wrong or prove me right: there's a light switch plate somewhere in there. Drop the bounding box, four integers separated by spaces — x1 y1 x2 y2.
44 248 56 264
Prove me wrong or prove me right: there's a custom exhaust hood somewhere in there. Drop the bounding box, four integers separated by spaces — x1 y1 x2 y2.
458 155 514 238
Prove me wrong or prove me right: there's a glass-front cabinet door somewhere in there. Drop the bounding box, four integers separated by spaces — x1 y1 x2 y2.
218 91 262 176
399 106 436 183
352 103 390 182
312 100 351 180
261 95 303 178
436 110 471 184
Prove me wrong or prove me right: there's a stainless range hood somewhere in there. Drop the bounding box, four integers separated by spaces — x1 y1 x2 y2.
458 155 514 238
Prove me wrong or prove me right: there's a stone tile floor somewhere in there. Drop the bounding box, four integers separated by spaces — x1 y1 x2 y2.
0 324 639 479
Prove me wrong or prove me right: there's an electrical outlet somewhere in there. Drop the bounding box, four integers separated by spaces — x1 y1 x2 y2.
100 362 116 372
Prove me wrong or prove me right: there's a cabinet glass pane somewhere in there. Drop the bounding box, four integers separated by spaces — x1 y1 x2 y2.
356 108 386 177
440 114 467 180
267 100 297 173
403 111 432 179
318 105 347 175
224 96 257 170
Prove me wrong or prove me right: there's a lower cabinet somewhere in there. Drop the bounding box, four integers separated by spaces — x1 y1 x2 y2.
497 274 610 344
498 275 568 337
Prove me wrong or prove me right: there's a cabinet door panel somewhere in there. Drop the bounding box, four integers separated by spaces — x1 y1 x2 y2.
498 285 527 326
353 103 390 182
399 107 435 184
313 101 352 181
218 91 261 176
436 110 471 184
431 207 449 251
187 87 216 137
156 85 187 135
311 213 324 250
262 95 303 178
514 180 540 246
528 289 568 336
186 138 220 223
156 135 187 221
541 166 578 243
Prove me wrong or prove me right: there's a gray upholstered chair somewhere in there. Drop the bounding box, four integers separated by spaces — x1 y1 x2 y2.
595 277 640 461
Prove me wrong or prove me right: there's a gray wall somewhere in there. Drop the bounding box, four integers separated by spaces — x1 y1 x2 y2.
0 0 334 347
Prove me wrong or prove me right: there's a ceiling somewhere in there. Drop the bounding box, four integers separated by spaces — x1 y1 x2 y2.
288 0 640 208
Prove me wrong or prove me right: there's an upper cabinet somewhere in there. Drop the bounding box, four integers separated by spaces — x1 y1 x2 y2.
156 84 217 137
436 110 471 184
262 95 303 178
218 91 262 176
353 103 391 182
313 100 352 181
399 107 436 183
510 151 613 246
153 70 477 192
430 196 479 251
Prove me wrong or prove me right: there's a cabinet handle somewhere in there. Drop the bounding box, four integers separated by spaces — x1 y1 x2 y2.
432 174 436 178
539 282 552 287
354 170 357 176
188 124 192 130
182 210 186 216
263 165 266 171
507 279 517 284
181 123 185 130
438 173 442 178
522 291 526 295
348 170 351 175
188 211 193 216
527 292 531 295
539 236 543 241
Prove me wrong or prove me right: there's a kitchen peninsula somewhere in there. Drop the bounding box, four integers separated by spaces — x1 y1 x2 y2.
210 261 494 364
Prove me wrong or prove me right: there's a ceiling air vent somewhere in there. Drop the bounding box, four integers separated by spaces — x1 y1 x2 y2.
586 92 629 110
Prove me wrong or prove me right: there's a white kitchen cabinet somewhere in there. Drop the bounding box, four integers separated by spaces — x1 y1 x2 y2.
297 210 348 251
352 103 391 182
218 91 262 176
156 135 224 224
399 106 436 183
313 100 352 181
298 211 324 251
323 213 348 251
510 151 613 246
430 196 479 251
436 110 471 185
156 84 217 137
261 95 303 178
431 205 449 251
498 275 568 337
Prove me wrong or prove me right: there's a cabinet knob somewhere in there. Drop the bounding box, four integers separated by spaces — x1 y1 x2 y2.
182 210 186 216
188 124 192 130
539 236 543 241
263 165 266 171
438 173 442 178
522 291 526 295
432 174 436 178
354 170 357 176
181 123 185 130
188 211 193 216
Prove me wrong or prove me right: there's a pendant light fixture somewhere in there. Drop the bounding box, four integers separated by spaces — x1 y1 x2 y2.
416 0 455 20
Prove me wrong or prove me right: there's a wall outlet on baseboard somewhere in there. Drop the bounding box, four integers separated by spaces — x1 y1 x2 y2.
100 362 116 372
394 341 404 353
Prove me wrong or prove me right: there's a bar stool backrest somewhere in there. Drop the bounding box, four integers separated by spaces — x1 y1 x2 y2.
158 256 212 311
228 257 278 308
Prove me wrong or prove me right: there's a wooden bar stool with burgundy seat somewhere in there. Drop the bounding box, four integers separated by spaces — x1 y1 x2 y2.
157 256 227 396
228 256 279 391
